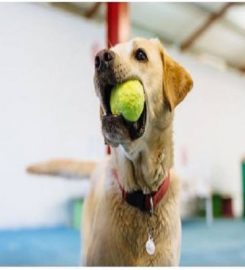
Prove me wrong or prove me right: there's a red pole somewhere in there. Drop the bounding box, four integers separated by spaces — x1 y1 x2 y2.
107 3 130 47
106 2 130 154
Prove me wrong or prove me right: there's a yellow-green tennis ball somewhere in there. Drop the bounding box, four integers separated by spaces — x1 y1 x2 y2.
110 80 145 122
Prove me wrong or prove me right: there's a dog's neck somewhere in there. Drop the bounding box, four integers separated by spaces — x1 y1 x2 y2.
111 123 173 194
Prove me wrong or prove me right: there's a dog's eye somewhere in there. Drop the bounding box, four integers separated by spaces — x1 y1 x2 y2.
135 48 148 62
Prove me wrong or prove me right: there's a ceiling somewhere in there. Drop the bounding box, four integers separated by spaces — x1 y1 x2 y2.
47 2 245 74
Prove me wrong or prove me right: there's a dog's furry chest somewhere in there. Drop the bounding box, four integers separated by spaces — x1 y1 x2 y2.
91 187 180 266
84 169 181 266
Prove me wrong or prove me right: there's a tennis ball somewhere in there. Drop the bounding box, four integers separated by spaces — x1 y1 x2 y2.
110 80 145 122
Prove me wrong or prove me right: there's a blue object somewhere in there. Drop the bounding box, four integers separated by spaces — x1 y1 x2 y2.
0 227 81 266
181 218 245 266
0 219 245 266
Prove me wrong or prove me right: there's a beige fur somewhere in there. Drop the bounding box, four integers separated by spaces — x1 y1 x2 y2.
26 38 193 266
27 159 97 179
84 38 193 266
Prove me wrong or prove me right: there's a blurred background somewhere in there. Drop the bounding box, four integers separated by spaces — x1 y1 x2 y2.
0 1 245 266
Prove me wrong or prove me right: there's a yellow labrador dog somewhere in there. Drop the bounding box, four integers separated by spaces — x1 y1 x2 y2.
83 38 193 266
27 38 193 266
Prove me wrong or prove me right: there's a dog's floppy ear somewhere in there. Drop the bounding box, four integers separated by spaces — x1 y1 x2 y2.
163 53 193 110
152 39 193 111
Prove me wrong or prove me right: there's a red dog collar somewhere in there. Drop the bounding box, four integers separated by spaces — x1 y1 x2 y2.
112 169 170 213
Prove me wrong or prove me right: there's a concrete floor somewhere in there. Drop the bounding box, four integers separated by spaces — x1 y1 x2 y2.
0 219 244 266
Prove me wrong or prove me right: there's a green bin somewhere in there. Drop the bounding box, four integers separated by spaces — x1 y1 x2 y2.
72 198 84 230
212 193 222 218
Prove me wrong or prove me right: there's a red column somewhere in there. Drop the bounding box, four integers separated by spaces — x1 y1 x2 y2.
107 3 130 47
106 3 130 154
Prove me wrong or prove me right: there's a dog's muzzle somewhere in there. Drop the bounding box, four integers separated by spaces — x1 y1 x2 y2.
94 49 147 146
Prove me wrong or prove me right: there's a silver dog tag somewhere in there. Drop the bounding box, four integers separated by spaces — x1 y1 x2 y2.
145 233 155 255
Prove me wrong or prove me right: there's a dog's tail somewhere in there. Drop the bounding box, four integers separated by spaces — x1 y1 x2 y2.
26 159 97 179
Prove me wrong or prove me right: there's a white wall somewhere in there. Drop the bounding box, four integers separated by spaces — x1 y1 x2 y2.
172 51 245 217
0 3 105 228
0 3 244 228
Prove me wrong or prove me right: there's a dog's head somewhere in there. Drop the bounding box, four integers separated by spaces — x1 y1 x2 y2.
94 38 193 157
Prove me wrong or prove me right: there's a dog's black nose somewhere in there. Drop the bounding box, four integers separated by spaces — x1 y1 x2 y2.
95 49 115 72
